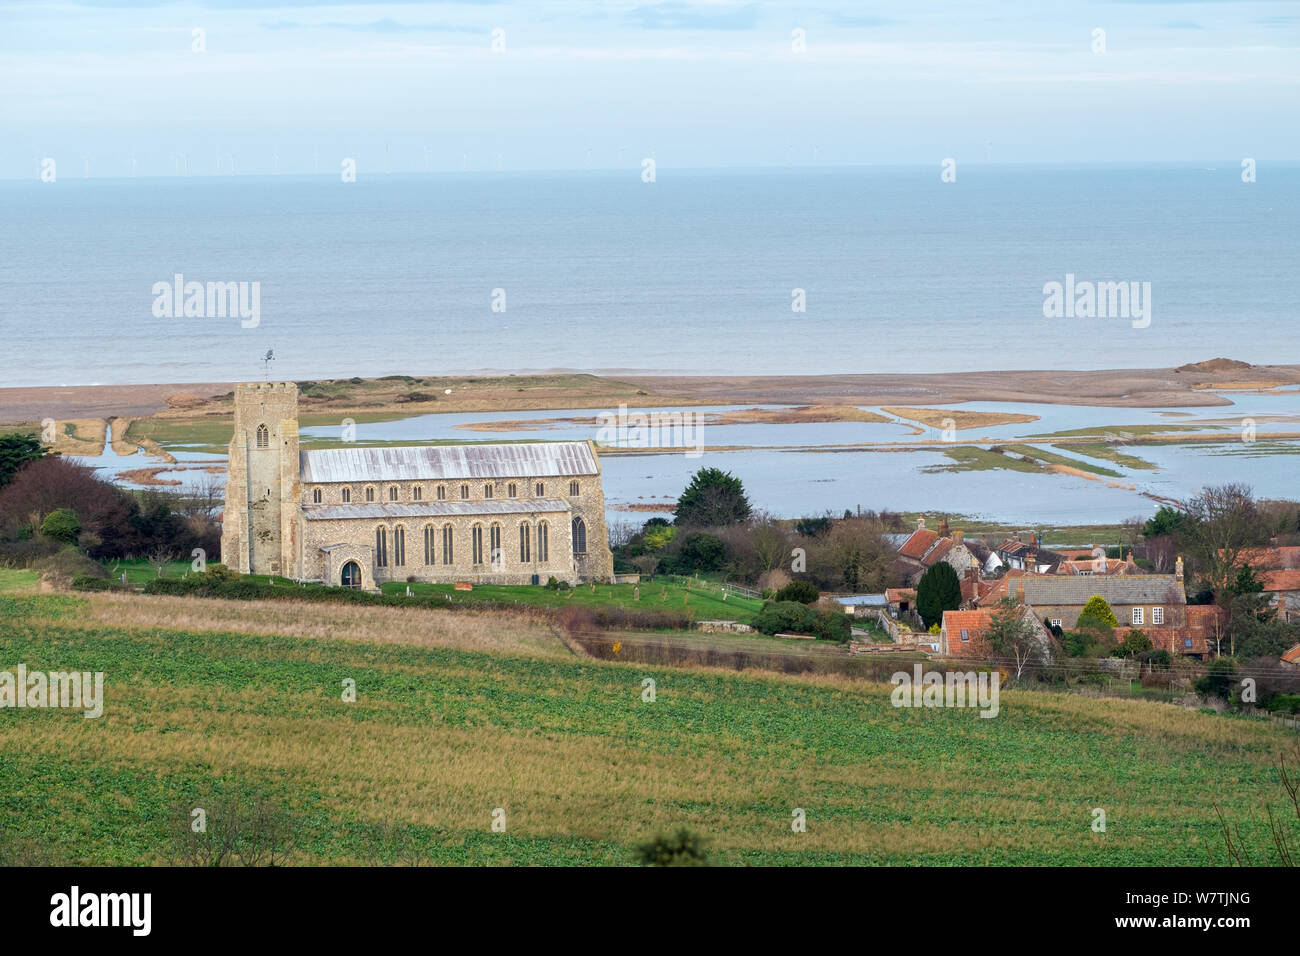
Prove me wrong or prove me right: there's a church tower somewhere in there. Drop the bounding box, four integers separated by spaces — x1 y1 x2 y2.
220 383 301 577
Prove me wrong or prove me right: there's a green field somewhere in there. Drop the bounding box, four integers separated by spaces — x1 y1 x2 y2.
104 557 195 586
379 577 763 623
1 590 1295 865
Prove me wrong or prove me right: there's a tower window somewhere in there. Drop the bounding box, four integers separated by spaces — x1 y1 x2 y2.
569 480 580 497
255 424 269 448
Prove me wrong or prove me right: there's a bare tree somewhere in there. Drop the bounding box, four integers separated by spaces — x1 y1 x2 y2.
1179 483 1269 599
168 787 294 867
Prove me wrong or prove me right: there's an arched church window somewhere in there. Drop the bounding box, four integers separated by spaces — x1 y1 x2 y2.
255 424 269 448
572 517 587 554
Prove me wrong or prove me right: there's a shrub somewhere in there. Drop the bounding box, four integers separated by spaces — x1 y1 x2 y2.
39 508 81 543
752 601 849 642
72 574 118 591
773 580 819 605
33 548 107 586
1114 629 1154 658
634 828 709 867
1195 657 1239 700
1080 595 1120 627
1267 694 1300 715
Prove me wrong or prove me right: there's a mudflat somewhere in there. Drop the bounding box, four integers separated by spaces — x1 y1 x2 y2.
1 360 1296 425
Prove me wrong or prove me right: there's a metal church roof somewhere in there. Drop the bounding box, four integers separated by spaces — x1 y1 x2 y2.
299 441 599 483
304 498 573 522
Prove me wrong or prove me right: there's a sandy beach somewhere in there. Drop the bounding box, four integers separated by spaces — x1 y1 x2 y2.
0 359 1296 426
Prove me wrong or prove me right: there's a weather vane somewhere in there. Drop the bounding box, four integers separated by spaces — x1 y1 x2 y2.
262 349 275 381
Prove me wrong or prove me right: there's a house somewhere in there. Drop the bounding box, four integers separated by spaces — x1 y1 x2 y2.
1055 548 1139 576
1018 566 1187 631
1128 604 1223 659
885 587 917 617
835 594 888 617
1282 643 1300 668
1261 570 1300 623
995 534 1066 574
938 604 1055 661
895 516 980 585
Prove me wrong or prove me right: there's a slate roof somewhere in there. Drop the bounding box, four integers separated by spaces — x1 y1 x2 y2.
299 442 599 483
1020 574 1184 607
303 498 573 521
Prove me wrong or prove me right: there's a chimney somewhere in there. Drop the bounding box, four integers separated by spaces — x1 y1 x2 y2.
1175 555 1184 583
1026 550 1036 572
938 518 950 537
1015 582 1025 604
954 529 964 545
1013 531 1021 543
917 515 926 530
1271 535 1279 552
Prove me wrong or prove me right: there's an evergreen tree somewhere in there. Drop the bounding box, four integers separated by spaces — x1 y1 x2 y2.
916 562 962 630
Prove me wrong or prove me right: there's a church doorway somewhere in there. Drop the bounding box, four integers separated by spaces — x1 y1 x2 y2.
341 561 361 589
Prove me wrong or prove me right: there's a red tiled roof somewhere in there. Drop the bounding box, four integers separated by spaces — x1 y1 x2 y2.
1232 545 1300 570
899 528 939 560
924 538 954 565
1262 570 1300 593
885 588 916 604
1283 643 1300 665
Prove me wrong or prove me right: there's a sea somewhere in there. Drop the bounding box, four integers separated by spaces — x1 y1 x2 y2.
1 163 1297 387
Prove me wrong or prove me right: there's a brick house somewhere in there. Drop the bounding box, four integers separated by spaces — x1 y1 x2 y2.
1018 569 1187 631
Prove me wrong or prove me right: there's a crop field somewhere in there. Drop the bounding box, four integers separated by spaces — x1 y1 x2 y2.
379 578 763 623
0 590 1295 866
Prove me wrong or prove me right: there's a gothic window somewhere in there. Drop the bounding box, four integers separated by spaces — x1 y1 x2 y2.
484 484 494 499
365 486 376 503
442 524 454 564
413 486 422 502
569 480 580 497
436 485 446 501
489 523 502 566
537 521 549 563
388 486 398 502
255 424 269 448
312 488 322 504
508 483 517 498
376 526 388 568
393 527 406 567
423 525 435 565
519 523 531 563
472 525 484 565
571 517 587 554
342 487 351 503
460 484 469 500
535 482 544 496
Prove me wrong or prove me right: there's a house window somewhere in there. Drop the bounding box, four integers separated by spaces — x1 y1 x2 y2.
413 486 422 502
1050 619 1062 629
1152 606 1164 625
437 485 446 501
535 482 544 496
312 488 322 504
393 527 406 567
508 483 517 498
519 523 531 563
375 526 388 568
537 521 549 563
460 484 469 500
472 525 484 565
960 629 970 642
489 523 502 567
423 525 435 565
365 486 376 503
1132 607 1144 626
441 524 454 565
484 484 494 499
388 486 399 502
572 516 587 554
255 424 269 448
342 487 351 503
569 480 580 497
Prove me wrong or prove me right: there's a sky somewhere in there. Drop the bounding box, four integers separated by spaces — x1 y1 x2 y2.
2 0 1298 178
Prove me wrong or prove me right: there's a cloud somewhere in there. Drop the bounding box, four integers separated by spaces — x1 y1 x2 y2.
263 18 483 33
827 13 902 29
626 2 760 31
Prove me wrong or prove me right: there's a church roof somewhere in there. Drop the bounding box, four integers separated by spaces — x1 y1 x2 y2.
303 498 574 521
299 441 599 483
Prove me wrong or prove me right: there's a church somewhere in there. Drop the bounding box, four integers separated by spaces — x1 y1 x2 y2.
220 382 614 590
